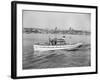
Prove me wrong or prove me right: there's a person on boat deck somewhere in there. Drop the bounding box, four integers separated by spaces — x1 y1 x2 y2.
49 38 57 45
49 38 54 45
51 39 55 45
62 36 66 40
49 38 52 45
54 38 57 45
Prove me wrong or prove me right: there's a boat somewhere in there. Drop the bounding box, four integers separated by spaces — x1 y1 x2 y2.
33 43 82 51
33 27 82 51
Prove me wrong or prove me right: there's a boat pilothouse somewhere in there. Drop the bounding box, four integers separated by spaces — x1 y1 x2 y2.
33 27 82 51
49 36 66 45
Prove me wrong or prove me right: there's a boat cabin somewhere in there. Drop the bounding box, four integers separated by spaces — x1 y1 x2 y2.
49 38 66 45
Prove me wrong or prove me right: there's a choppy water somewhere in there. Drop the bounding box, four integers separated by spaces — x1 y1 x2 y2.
22 33 91 69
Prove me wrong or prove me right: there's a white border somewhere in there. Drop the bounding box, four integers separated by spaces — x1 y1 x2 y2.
17 4 96 77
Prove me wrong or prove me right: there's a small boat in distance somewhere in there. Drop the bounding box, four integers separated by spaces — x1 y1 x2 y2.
33 27 82 51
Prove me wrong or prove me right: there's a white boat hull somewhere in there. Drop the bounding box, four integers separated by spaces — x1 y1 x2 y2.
33 43 82 51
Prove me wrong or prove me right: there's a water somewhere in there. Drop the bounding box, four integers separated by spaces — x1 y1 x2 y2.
22 33 91 69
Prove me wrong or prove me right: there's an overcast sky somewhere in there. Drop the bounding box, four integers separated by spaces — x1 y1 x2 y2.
23 10 91 31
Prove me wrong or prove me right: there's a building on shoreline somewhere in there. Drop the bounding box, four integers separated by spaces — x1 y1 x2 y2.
23 27 90 35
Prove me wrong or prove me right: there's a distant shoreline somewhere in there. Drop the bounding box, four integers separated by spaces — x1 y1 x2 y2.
23 28 91 35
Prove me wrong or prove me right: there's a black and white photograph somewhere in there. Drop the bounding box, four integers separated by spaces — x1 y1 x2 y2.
23 10 91 69
11 1 97 79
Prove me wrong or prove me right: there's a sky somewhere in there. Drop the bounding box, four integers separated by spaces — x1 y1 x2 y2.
23 10 91 31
